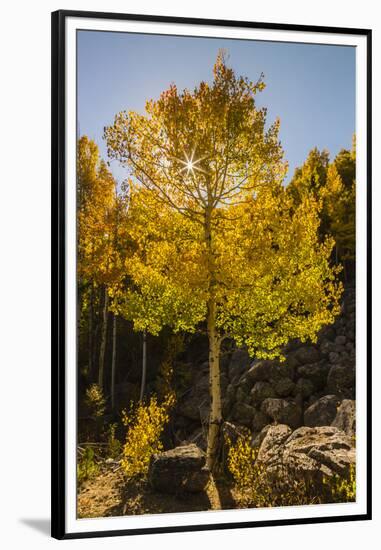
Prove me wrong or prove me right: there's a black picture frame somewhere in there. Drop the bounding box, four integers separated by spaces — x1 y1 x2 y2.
51 9 372 540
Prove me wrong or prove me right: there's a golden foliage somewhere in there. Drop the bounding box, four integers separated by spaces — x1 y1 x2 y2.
85 383 106 418
105 53 343 359
226 431 258 490
121 394 175 479
77 135 130 294
323 464 356 502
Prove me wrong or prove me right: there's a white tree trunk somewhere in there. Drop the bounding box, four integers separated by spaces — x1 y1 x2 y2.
206 300 222 471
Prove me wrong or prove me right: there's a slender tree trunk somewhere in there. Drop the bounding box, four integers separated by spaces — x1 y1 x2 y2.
111 314 117 410
204 205 222 472
98 287 109 390
206 300 222 471
139 330 147 402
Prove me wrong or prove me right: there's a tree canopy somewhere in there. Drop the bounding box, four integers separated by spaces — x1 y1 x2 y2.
105 52 342 359
104 52 343 468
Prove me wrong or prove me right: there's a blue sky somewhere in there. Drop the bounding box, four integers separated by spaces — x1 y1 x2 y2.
77 30 355 185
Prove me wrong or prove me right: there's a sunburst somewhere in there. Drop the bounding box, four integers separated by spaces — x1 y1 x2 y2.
177 150 207 175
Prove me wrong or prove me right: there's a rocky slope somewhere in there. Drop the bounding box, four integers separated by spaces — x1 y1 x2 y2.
174 285 356 447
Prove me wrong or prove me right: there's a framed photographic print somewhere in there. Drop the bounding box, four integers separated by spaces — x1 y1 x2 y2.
51 9 372 540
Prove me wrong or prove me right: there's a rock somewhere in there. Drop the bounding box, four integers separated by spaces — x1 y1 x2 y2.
294 377 315 398
297 361 330 390
284 426 355 477
328 352 340 364
251 425 272 449
247 360 294 383
257 425 355 480
274 377 295 397
220 373 229 392
304 395 341 427
257 424 292 464
246 360 274 382
220 352 231 373
228 349 250 382
261 398 302 429
252 409 272 432
232 402 255 427
148 444 210 494
327 364 355 398
236 387 251 405
318 325 336 342
285 350 301 369
236 375 252 394
177 373 210 422
250 381 276 405
320 340 337 356
335 335 347 346
332 400 356 438
295 346 321 365
222 384 236 415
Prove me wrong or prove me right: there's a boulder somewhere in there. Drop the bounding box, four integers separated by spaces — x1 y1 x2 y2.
236 376 252 395
251 424 272 449
328 352 341 364
320 340 337 356
257 424 292 463
228 349 250 382
274 377 295 397
250 381 276 405
222 384 236 416
295 346 321 365
257 425 355 479
294 377 315 398
236 386 251 405
284 350 301 369
252 409 272 432
297 361 330 390
232 402 255 427
331 399 356 438
247 360 294 384
318 325 336 342
177 373 209 422
335 335 347 346
246 360 274 382
327 363 355 398
148 444 210 494
304 395 341 427
261 398 302 429
284 426 355 477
